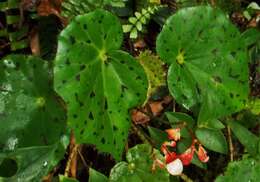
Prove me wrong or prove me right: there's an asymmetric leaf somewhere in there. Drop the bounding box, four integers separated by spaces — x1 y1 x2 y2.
157 6 249 120
54 10 148 160
0 55 67 181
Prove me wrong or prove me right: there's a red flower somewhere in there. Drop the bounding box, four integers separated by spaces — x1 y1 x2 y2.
162 145 195 175
153 128 209 176
165 128 181 141
178 146 195 166
196 144 209 163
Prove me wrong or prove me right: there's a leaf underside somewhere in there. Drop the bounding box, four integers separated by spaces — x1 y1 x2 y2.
54 10 147 160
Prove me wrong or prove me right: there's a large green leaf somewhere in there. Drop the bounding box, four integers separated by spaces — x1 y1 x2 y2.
156 6 249 120
54 10 148 160
215 157 260 182
0 55 68 181
109 144 169 182
195 128 228 154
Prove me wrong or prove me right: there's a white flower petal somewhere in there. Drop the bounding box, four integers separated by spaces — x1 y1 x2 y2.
166 158 183 176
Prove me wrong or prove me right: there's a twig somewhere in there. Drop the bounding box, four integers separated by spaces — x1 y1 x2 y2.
180 173 194 182
77 146 88 168
131 123 154 147
0 42 10 49
64 132 79 177
210 0 216 7
64 144 79 176
227 126 234 161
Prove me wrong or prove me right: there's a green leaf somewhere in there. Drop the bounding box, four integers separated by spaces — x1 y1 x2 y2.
243 11 251 21
136 21 143 31
106 0 125 7
198 93 225 129
122 25 132 33
247 98 260 115
157 6 249 120
129 17 138 24
0 55 68 181
140 17 147 24
141 8 148 14
109 144 169 182
54 10 148 160
228 121 259 156
215 157 260 182
195 128 227 154
88 168 108 182
166 112 195 128
0 142 68 182
258 138 260 154
60 175 79 182
135 12 142 19
130 28 138 39
166 112 196 138
148 126 168 149
247 2 260 10
241 28 260 47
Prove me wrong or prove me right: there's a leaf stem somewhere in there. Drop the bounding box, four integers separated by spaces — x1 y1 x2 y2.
77 146 88 168
180 173 194 182
227 126 234 161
